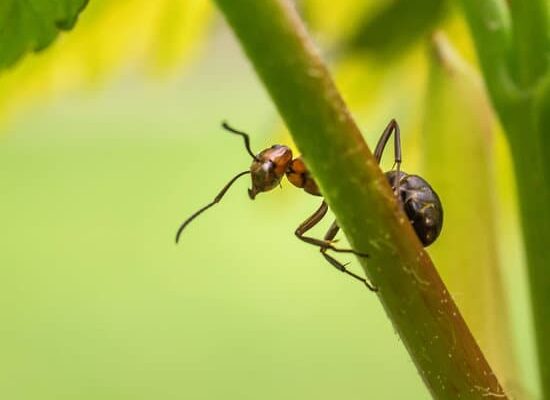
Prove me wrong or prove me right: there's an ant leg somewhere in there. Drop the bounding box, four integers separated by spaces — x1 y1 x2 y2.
323 220 340 241
320 252 378 291
321 221 368 257
294 200 329 245
175 170 251 243
373 119 402 194
221 122 259 161
374 119 402 165
320 221 377 291
294 202 367 255
295 205 375 290
295 204 368 256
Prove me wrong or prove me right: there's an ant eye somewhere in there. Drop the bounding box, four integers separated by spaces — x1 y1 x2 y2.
262 161 274 173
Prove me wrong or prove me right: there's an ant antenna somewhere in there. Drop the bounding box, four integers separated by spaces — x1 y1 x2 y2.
175 170 251 244
221 122 259 161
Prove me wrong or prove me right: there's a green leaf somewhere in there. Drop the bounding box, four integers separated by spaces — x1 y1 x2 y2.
0 0 89 70
348 0 449 57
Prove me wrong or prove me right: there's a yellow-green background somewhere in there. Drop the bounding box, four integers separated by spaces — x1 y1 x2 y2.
0 5 539 400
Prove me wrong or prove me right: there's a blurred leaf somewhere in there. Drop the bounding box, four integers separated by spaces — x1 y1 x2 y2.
0 0 89 70
0 0 212 125
348 0 449 58
148 0 212 74
301 0 377 46
332 13 480 177
335 47 428 138
422 32 519 394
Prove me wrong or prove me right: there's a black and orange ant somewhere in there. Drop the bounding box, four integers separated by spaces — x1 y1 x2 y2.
175 120 443 291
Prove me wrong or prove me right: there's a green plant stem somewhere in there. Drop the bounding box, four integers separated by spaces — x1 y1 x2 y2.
505 109 550 398
508 0 549 87
459 0 550 397
213 0 507 398
454 0 518 108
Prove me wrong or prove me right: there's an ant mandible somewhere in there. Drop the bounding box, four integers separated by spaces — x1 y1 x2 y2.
175 120 443 292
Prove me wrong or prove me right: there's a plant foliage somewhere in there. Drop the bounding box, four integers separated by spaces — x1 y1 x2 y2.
0 0 89 70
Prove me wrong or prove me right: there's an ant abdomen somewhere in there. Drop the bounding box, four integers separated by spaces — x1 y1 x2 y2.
385 171 443 247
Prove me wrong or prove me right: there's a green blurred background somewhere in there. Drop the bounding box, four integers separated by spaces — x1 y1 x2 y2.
0 31 435 400
0 1 541 399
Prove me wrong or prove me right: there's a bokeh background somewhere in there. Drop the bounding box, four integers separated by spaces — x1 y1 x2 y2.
0 1 541 399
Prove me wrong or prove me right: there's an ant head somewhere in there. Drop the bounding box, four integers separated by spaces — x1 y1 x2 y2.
248 145 293 199
286 157 321 196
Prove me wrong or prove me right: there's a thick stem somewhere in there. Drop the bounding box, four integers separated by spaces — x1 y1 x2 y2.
213 0 507 398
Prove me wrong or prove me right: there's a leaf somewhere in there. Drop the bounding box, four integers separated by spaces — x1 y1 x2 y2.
0 0 89 70
300 0 377 45
348 0 449 57
0 0 213 124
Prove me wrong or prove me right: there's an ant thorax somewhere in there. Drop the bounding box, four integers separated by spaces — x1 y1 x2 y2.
286 157 321 196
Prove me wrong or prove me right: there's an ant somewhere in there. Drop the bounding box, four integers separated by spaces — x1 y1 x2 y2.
175 120 443 291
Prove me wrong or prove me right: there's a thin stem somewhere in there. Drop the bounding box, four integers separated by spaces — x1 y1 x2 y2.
459 0 550 396
501 109 550 398
213 0 507 398
509 0 550 88
458 0 521 109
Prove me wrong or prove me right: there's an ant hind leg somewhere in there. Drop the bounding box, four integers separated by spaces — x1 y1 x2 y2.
374 119 403 196
320 221 377 291
320 251 377 291
294 204 375 291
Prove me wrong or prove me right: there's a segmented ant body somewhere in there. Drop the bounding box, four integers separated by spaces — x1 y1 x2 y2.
175 120 443 291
